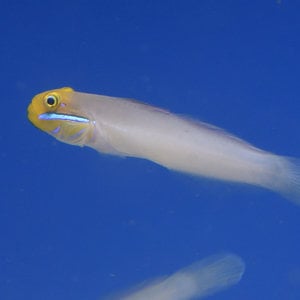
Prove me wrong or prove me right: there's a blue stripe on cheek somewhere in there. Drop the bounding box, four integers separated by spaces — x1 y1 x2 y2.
51 126 61 134
39 113 90 123
69 128 86 139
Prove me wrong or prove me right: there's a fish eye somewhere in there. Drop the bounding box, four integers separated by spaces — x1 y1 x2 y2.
45 94 58 107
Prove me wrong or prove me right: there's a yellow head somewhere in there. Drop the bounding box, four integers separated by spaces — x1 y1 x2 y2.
27 87 95 146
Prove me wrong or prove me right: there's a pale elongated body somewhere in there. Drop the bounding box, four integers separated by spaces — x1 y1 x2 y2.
106 253 245 300
28 88 300 203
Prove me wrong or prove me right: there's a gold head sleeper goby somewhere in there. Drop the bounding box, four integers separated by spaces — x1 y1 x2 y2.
28 87 300 205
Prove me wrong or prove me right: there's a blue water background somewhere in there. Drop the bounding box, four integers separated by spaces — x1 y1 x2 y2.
1 1 300 299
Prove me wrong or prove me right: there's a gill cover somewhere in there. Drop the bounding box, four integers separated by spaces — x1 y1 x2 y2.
27 87 95 146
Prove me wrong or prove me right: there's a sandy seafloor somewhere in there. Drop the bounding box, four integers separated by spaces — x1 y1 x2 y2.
1 1 300 299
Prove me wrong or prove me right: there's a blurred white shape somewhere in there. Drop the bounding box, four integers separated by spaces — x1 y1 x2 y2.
106 253 245 300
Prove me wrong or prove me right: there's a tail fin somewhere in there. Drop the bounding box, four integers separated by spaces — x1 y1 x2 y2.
263 155 300 205
107 254 245 300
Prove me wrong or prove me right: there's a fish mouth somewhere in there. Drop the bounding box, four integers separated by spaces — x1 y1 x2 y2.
27 103 38 124
38 112 90 123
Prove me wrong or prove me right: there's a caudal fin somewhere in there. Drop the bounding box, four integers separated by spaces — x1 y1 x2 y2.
107 253 245 300
263 156 300 205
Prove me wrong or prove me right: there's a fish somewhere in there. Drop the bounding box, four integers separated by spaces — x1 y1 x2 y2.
28 87 300 204
104 253 245 300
